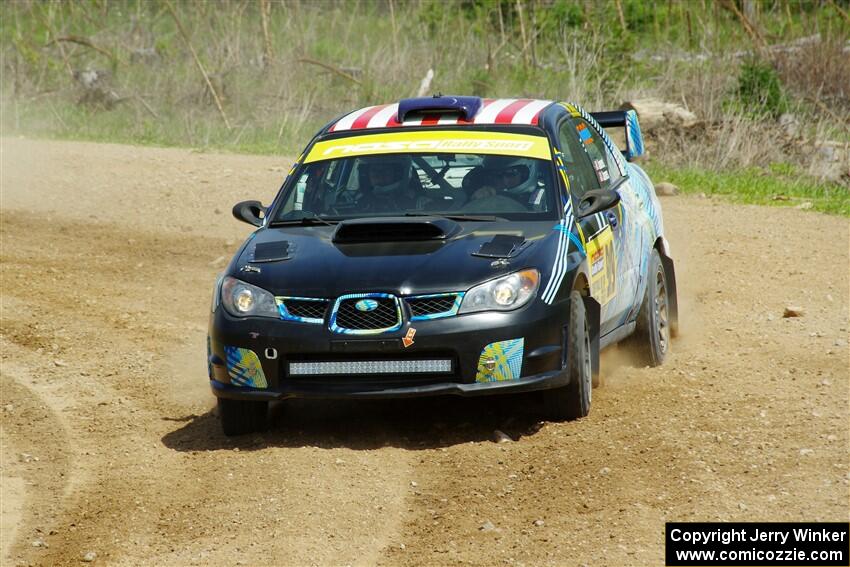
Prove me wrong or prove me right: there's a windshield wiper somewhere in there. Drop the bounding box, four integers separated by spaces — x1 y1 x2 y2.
403 213 508 222
269 215 339 227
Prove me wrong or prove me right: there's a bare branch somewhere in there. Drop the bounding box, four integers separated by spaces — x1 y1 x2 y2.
721 0 767 52
828 0 850 26
297 57 362 85
165 0 232 131
134 94 160 120
46 35 118 63
260 0 274 66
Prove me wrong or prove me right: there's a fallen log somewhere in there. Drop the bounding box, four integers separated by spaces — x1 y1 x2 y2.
619 99 698 132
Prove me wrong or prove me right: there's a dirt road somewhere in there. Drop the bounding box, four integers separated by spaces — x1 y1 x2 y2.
1 138 848 567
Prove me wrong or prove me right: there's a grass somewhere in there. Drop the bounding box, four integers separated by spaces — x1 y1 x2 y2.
1 0 847 214
4 96 313 155
646 163 850 216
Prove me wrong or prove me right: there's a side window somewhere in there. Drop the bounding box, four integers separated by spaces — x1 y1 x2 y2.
574 118 622 189
280 173 307 213
283 162 343 216
557 119 600 200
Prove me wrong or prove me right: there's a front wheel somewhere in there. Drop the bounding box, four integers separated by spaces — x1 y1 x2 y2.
218 398 268 436
632 249 670 366
544 290 592 421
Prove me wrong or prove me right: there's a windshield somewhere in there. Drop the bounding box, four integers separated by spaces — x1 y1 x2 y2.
271 152 559 223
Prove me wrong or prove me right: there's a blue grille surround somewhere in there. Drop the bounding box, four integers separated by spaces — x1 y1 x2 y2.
329 293 403 335
276 296 329 324
275 292 465 329
405 292 465 321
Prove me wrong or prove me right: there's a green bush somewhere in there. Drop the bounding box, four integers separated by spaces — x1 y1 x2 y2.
623 0 654 33
734 58 788 118
540 0 585 31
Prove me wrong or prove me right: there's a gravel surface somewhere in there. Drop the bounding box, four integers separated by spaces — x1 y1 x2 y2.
1 138 848 566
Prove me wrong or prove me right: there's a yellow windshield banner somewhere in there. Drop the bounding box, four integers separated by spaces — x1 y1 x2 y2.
305 130 552 163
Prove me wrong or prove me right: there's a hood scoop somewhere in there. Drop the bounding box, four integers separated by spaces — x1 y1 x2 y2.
332 217 461 243
471 235 530 259
248 240 294 263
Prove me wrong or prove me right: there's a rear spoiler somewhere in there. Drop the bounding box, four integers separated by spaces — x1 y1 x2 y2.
590 109 644 162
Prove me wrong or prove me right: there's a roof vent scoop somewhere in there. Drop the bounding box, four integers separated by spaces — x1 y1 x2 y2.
397 95 482 123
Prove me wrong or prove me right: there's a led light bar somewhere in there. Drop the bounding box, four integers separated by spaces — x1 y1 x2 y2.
288 359 453 376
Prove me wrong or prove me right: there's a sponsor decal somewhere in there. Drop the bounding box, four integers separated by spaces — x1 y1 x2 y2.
224 346 268 388
305 131 551 163
576 122 594 145
402 327 416 348
585 226 617 305
322 139 534 157
475 338 524 382
591 249 605 276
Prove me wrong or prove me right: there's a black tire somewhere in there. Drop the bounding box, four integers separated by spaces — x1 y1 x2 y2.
218 398 268 436
545 290 592 421
633 249 671 367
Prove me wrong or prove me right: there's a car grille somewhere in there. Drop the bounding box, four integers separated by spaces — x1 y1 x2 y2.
277 297 329 323
332 295 401 333
278 292 462 329
406 293 462 320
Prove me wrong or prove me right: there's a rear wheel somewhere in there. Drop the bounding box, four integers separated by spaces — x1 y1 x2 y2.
218 398 268 436
632 249 670 366
545 290 592 421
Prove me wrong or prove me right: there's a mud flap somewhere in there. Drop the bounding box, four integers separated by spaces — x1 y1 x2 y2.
659 254 679 337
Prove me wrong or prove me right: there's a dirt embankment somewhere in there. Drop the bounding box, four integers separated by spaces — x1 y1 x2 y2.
1 138 848 567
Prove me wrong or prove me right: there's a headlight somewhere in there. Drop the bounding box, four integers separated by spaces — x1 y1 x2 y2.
458 269 540 314
220 276 279 318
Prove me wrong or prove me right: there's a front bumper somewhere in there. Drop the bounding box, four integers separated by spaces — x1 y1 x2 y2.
210 368 566 400
208 298 570 401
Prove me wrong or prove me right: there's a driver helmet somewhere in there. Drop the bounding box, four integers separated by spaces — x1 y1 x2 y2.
482 155 539 195
362 155 412 196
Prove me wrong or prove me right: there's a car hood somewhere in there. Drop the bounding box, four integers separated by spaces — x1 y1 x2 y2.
231 220 556 297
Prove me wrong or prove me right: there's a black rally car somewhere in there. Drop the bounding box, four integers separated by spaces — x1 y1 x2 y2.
208 96 678 435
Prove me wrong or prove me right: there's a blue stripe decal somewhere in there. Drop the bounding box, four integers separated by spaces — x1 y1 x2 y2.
554 224 584 251
567 231 584 252
541 199 576 304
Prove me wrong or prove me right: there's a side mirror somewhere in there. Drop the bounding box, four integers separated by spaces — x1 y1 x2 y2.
576 189 620 219
232 200 266 227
